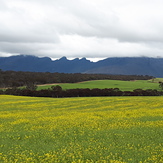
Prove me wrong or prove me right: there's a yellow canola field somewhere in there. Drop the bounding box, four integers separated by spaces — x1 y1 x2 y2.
0 95 163 163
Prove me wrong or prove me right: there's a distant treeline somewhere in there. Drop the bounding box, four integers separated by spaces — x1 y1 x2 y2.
0 70 153 88
1 86 162 97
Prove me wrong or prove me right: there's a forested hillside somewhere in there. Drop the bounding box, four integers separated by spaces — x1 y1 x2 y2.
0 70 153 88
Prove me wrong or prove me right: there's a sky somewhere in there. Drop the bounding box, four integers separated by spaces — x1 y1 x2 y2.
0 0 163 61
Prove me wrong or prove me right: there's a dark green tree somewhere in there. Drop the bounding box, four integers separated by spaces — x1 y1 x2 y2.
159 82 163 90
51 85 62 91
25 83 37 91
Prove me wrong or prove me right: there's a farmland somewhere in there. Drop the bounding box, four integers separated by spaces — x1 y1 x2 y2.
1 95 163 162
37 79 161 91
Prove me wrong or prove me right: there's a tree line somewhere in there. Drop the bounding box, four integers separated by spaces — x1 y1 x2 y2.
1 85 162 97
0 70 153 88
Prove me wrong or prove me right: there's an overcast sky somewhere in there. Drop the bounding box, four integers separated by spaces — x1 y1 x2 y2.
0 0 163 61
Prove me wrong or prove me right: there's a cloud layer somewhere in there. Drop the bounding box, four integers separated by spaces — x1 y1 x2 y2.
0 0 163 60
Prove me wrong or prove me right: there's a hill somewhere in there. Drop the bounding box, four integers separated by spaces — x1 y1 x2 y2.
37 79 160 91
1 55 163 77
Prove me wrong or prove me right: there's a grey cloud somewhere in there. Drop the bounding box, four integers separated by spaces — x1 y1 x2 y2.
1 0 163 59
41 0 163 42
0 32 59 43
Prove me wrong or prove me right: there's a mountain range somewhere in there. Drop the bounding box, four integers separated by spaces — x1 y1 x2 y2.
0 55 163 77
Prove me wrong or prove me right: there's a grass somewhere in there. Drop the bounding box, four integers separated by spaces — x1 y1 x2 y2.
0 95 163 162
37 79 161 91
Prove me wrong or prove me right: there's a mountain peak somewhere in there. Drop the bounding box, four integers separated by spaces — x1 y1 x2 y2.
81 57 87 60
73 58 80 61
58 56 68 61
80 57 91 63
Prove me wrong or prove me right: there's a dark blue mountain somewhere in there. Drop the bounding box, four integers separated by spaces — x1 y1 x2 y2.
84 57 163 77
0 55 94 73
0 55 163 77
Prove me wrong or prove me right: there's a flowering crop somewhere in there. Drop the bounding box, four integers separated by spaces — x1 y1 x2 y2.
0 95 163 162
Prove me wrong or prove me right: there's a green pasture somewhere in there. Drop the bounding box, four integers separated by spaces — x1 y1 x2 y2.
37 79 161 91
0 95 163 162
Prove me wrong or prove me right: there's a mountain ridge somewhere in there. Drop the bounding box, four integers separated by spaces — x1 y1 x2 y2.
0 55 163 77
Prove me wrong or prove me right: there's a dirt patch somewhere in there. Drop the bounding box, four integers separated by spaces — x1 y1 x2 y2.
37 83 63 86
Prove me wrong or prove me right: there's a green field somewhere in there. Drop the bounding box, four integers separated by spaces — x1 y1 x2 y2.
1 95 163 162
37 79 161 91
